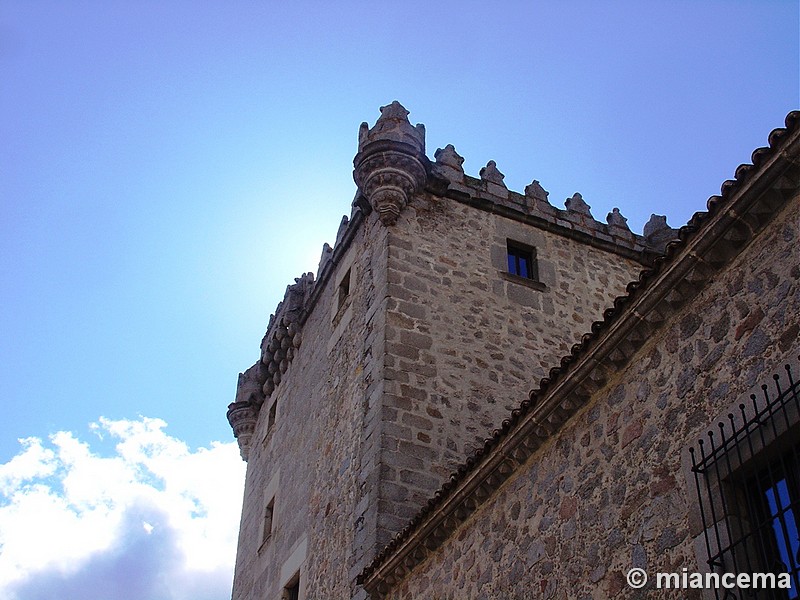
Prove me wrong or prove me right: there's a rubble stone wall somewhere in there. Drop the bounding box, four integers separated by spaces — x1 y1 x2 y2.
382 195 800 599
377 189 646 550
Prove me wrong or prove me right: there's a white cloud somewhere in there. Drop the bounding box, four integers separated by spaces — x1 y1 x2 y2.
0 417 246 600
0 438 57 495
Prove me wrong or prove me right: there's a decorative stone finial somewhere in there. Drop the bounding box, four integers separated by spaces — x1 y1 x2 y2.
335 215 349 248
353 102 428 225
479 160 506 186
283 272 314 315
606 207 633 240
358 101 425 150
435 144 464 169
606 208 630 230
565 193 593 217
317 243 333 278
351 190 372 217
524 180 549 202
433 144 465 184
643 214 679 253
643 214 669 238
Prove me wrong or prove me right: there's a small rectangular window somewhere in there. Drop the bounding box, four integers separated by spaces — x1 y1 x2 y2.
507 241 538 281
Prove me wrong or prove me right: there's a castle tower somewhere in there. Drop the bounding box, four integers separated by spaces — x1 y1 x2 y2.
226 102 671 599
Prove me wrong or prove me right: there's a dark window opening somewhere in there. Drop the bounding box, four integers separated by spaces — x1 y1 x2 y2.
267 401 277 433
285 577 300 600
748 452 800 598
338 269 351 310
690 362 800 599
507 241 538 281
262 497 274 545
263 401 277 449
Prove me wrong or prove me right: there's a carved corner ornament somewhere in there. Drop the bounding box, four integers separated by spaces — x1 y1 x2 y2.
227 400 258 461
353 101 428 226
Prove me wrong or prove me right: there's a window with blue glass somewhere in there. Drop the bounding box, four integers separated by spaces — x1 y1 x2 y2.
690 362 800 600
507 241 538 281
749 450 800 599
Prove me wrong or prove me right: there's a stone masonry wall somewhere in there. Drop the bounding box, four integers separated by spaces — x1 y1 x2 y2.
382 195 800 599
231 213 390 599
304 213 390 598
376 189 646 548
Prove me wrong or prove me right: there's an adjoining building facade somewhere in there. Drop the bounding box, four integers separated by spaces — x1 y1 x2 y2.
227 104 800 599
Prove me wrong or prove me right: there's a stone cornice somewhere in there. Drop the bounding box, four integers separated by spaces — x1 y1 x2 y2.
359 111 800 597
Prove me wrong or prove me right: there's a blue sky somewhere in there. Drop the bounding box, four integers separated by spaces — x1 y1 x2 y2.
0 1 798 598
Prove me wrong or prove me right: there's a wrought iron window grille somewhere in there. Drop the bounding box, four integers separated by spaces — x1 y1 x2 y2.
690 359 800 599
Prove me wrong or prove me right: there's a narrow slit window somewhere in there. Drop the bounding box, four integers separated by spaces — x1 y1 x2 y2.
285 575 300 600
263 401 277 448
338 268 351 311
507 241 538 281
267 401 277 433
262 497 275 545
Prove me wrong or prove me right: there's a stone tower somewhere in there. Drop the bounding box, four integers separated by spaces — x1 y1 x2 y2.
226 102 671 599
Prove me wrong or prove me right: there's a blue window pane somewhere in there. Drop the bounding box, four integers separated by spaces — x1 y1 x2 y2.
765 479 799 598
508 245 535 279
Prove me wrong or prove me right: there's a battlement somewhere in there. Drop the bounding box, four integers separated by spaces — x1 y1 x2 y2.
351 100 676 254
428 149 672 260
